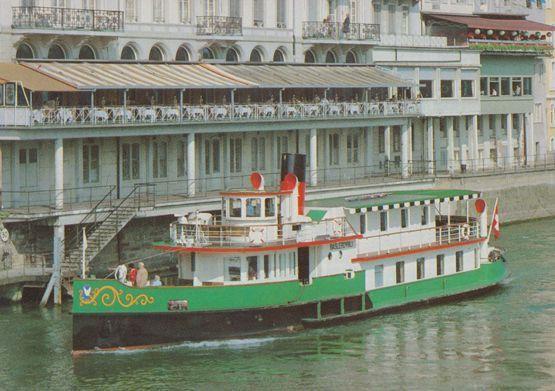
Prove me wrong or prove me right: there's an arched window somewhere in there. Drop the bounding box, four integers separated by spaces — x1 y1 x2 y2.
325 50 336 64
345 50 357 64
149 45 164 61
226 48 239 63
304 50 316 63
79 45 96 60
121 45 137 60
273 49 285 62
201 47 215 60
176 46 190 62
16 43 34 59
48 44 66 60
249 48 263 63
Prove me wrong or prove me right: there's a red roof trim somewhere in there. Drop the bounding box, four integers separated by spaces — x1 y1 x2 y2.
154 234 362 254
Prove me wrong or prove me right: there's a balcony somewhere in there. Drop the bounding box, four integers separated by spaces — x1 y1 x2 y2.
0 101 420 128
196 16 242 36
302 21 380 41
12 6 124 32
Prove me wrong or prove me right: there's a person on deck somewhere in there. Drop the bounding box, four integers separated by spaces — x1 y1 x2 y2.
128 263 137 286
151 275 163 287
136 262 149 288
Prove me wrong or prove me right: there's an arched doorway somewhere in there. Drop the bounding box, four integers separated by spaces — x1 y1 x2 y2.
48 44 66 60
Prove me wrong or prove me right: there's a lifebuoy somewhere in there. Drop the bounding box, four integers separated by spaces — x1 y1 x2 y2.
249 227 266 245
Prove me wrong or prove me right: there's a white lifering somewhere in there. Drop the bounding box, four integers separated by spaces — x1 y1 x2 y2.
333 220 343 237
249 227 266 245
461 224 470 240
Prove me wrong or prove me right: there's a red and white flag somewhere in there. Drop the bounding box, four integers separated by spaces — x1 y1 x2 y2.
491 201 500 239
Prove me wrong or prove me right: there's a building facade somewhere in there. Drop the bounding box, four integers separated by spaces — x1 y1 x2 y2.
0 0 552 301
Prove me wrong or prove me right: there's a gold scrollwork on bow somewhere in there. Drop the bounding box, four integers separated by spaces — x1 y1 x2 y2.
79 285 155 308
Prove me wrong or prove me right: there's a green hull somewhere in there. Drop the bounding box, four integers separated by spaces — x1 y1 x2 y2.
73 261 508 315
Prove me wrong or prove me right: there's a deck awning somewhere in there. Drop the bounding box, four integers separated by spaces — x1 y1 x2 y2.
17 62 413 91
0 64 76 92
427 14 555 31
207 64 414 88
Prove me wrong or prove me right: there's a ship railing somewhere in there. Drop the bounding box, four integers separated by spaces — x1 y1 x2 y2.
169 217 357 248
5 100 421 128
364 221 481 257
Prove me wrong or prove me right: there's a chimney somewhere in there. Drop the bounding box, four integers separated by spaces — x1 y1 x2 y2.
280 153 306 215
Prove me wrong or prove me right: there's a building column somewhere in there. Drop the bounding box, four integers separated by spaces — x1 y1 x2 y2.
525 112 535 166
433 118 441 171
365 127 374 174
52 221 64 304
384 126 391 161
482 115 491 168
309 128 318 186
494 114 503 167
54 138 64 210
458 116 467 169
505 113 514 168
187 133 196 196
426 118 434 174
469 115 479 171
446 116 455 174
401 122 409 178
517 113 525 166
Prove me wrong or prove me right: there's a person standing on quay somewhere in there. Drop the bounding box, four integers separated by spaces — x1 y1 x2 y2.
136 262 149 288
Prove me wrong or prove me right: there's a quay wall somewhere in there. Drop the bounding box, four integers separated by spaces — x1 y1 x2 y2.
435 169 555 224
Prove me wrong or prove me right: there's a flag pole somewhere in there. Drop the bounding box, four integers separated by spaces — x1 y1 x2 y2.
486 197 498 242
82 227 87 279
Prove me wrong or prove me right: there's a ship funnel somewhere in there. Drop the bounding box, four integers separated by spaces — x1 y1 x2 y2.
280 153 306 215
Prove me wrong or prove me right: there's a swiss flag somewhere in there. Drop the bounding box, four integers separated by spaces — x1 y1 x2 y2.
491 203 500 239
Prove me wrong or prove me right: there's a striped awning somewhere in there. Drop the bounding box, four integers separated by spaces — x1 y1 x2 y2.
0 63 76 92
17 62 413 91
22 62 253 90
207 64 414 88
347 192 480 214
307 190 481 214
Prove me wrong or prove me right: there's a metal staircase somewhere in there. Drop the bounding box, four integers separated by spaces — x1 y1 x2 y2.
61 184 155 276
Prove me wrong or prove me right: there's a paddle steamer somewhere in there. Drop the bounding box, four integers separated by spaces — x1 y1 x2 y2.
72 154 507 352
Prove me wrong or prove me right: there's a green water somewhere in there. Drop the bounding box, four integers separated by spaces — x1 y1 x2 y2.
1 218 554 390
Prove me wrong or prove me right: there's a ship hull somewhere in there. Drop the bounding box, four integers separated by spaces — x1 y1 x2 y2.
72 261 508 352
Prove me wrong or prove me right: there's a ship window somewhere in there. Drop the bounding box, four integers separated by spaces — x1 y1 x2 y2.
456 251 464 272
278 253 287 277
421 205 429 225
401 208 408 228
247 256 258 280
474 248 479 268
380 211 388 231
396 261 405 284
417 257 425 280
374 264 384 288
264 198 275 217
359 213 366 234
289 252 297 276
264 255 270 278
191 253 196 272
246 198 261 217
436 254 445 276
225 257 241 281
230 198 242 217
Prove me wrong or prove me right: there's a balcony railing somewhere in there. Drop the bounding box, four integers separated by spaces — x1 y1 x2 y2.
12 6 124 32
302 21 380 41
0 101 420 128
196 16 242 36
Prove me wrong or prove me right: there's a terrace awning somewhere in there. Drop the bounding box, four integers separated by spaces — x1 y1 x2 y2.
17 62 413 91
0 64 76 92
206 64 414 88
426 14 555 31
22 62 254 90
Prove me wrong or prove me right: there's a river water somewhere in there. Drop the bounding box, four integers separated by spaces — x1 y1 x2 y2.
1 218 554 390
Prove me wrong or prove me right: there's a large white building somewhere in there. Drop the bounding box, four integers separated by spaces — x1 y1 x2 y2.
0 0 552 301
